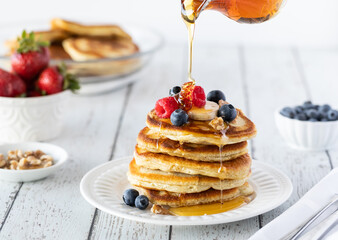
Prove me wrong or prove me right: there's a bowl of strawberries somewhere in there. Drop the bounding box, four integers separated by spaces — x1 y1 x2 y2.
0 31 80 143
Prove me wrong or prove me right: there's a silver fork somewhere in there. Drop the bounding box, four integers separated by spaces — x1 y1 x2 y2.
289 194 338 240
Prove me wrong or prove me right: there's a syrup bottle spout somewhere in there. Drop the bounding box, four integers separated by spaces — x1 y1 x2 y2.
181 0 211 23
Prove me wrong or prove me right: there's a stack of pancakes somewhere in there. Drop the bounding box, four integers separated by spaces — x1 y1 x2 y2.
128 108 257 212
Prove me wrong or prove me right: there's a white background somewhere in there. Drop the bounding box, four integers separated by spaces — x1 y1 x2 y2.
1 0 338 47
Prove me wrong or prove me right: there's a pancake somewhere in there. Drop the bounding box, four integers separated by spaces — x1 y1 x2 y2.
137 182 254 207
137 127 248 161
62 37 139 61
128 159 250 193
146 108 257 146
48 44 71 59
134 146 251 179
32 30 70 43
51 18 132 40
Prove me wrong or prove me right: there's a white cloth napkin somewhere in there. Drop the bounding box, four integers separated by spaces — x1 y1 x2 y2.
249 168 338 240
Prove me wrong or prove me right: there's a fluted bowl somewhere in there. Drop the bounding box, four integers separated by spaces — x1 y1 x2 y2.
275 110 338 150
0 91 71 143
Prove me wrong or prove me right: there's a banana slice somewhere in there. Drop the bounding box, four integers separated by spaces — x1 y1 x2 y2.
188 101 219 121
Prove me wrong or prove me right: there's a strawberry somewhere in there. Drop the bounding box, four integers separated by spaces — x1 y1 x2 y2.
0 68 26 97
37 63 80 95
0 79 12 97
11 31 50 83
37 67 63 94
27 90 42 97
155 96 179 118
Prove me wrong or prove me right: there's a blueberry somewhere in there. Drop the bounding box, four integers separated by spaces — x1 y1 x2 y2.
218 104 237 122
123 189 139 207
207 90 226 104
294 106 304 114
321 118 329 122
319 104 331 113
303 100 312 107
295 113 307 121
135 195 149 210
314 105 320 110
327 110 338 121
303 100 317 110
170 109 188 126
308 118 318 122
317 112 326 120
305 109 319 119
280 107 295 119
169 86 181 96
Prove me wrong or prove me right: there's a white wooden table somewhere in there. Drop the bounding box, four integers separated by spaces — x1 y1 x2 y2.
0 44 337 240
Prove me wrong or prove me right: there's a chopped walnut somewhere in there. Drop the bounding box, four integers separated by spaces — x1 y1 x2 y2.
218 100 229 107
151 205 171 215
0 154 6 168
17 150 24 159
0 150 53 170
27 156 42 166
18 158 29 168
24 151 35 157
43 161 53 168
209 117 225 131
10 160 18 170
40 155 53 162
34 150 45 159
8 150 19 161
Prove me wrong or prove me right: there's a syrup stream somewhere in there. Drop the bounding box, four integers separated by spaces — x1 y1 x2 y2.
219 145 223 203
185 21 195 83
156 122 162 149
218 126 229 204
180 0 244 213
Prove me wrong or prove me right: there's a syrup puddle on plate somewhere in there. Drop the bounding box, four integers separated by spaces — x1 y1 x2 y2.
169 195 253 216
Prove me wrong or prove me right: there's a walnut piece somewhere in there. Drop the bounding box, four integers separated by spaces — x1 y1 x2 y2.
0 149 53 170
0 154 6 168
209 117 225 131
151 205 171 215
218 100 229 107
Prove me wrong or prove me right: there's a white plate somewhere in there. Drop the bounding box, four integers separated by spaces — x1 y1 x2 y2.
80 157 293 225
0 142 68 182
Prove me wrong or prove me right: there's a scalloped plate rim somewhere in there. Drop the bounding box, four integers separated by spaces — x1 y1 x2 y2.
80 156 293 226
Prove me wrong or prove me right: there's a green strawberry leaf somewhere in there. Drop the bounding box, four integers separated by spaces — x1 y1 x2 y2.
16 30 50 54
58 62 81 93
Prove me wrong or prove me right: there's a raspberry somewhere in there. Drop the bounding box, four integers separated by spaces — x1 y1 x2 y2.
192 86 206 107
155 96 179 118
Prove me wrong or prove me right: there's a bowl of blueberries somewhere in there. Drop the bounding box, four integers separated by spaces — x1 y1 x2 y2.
275 101 338 150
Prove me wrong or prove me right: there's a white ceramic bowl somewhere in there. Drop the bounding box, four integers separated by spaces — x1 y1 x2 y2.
275 110 338 150
0 142 68 182
0 91 71 143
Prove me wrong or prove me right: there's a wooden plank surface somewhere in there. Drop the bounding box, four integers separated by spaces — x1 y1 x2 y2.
0 45 337 240
0 183 21 231
242 46 333 227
